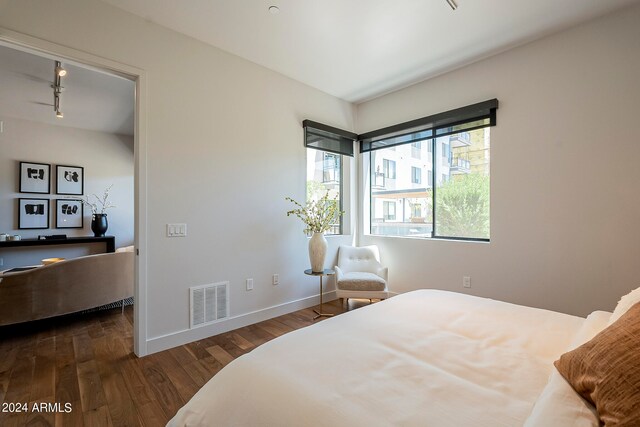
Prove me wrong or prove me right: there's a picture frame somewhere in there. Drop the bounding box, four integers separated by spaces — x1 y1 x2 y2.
18 198 50 229
56 165 84 195
55 199 84 229
19 161 51 194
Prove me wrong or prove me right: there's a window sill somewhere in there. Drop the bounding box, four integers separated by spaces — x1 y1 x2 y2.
364 234 489 244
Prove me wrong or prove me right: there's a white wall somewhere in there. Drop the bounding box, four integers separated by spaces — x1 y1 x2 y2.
0 0 355 350
0 116 134 268
356 4 640 317
3 0 635 354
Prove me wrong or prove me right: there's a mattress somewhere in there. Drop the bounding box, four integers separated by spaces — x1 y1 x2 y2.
168 289 609 427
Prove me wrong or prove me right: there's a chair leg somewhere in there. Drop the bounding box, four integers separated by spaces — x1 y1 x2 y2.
339 298 344 309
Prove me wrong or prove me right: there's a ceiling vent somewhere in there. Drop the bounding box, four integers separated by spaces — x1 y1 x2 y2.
190 281 229 329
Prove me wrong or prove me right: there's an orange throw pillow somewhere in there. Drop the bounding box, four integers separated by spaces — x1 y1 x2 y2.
554 303 640 426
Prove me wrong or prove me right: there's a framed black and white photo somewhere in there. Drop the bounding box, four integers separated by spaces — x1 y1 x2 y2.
55 199 83 229
19 161 51 194
18 198 50 229
56 165 84 195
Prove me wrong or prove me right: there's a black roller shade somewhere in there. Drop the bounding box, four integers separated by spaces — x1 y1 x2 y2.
303 120 357 157
359 99 498 153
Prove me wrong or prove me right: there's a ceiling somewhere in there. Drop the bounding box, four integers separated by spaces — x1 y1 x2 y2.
100 0 640 103
1 1 637 134
0 44 134 136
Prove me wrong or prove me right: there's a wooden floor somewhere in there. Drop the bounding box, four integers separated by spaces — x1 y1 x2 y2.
0 299 352 427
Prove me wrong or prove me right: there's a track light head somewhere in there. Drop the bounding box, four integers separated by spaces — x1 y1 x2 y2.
55 61 67 77
445 0 458 10
53 61 66 118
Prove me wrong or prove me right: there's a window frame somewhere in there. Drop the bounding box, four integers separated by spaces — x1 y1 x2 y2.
411 166 421 184
306 148 344 236
369 131 490 242
303 119 356 237
382 200 396 221
322 152 340 184
383 159 396 179
362 100 497 243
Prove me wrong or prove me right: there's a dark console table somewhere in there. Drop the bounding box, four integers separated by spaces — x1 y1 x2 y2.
0 236 115 253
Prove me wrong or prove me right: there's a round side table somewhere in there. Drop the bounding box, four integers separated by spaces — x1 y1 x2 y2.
304 268 335 320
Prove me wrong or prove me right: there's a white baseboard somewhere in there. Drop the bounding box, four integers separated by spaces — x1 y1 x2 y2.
145 290 337 355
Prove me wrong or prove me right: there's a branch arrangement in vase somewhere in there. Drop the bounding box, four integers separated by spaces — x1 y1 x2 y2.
81 184 116 215
285 191 344 234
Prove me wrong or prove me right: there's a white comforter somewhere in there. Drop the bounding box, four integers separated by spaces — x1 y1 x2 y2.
168 290 606 427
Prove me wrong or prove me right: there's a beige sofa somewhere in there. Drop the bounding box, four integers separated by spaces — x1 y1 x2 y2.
0 250 133 326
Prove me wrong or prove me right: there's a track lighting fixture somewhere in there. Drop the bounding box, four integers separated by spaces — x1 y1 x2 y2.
445 0 458 10
55 64 67 77
52 60 66 118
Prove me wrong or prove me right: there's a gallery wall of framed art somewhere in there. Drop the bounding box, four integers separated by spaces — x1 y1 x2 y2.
15 161 86 230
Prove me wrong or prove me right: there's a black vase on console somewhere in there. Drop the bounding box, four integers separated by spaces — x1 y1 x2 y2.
91 214 108 237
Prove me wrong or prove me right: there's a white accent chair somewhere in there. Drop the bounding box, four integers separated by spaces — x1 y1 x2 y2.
335 245 389 309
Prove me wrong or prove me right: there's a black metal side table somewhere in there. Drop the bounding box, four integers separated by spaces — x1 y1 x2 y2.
304 268 336 320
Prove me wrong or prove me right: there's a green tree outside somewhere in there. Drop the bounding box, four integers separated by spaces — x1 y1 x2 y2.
436 173 490 239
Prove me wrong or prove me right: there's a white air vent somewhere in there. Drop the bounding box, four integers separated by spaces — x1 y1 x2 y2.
190 281 229 328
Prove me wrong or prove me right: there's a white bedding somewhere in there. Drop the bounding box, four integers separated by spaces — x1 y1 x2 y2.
168 290 608 427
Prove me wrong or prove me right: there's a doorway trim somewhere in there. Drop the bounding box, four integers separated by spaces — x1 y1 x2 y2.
0 27 149 356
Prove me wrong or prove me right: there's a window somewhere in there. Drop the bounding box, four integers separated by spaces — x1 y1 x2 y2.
411 203 422 218
383 201 396 220
442 142 450 159
303 120 356 236
322 153 340 183
383 159 396 179
370 128 490 239
411 142 421 159
435 129 490 239
307 149 342 235
411 166 421 184
363 99 497 241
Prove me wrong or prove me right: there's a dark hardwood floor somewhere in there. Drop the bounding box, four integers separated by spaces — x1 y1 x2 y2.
0 299 356 426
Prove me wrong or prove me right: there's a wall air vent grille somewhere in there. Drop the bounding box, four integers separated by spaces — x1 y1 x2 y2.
190 281 229 328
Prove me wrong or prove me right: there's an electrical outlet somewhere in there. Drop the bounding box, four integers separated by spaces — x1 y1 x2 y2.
272 274 279 285
246 278 254 291
463 276 471 288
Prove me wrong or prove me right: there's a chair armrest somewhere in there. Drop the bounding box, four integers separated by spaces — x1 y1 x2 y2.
334 265 344 282
376 266 388 282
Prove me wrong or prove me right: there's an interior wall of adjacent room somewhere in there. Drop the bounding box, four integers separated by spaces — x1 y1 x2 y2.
0 0 355 347
356 4 640 317
0 116 134 268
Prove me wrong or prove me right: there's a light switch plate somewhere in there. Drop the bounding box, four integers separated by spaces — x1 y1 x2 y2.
167 223 187 237
463 276 471 288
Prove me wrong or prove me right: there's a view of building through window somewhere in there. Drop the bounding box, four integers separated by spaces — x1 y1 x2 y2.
307 149 342 235
370 127 490 240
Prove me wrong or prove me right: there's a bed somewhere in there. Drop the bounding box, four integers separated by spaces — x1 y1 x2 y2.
168 289 614 426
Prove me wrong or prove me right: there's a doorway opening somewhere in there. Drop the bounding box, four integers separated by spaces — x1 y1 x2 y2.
0 30 147 356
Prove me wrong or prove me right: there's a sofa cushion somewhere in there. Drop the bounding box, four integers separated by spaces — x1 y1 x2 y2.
337 272 386 291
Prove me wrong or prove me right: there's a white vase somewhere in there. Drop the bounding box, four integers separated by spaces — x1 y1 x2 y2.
309 232 328 273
